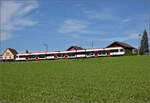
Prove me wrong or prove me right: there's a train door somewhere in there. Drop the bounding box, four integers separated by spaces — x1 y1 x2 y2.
26 56 29 61
94 52 98 58
54 54 58 60
35 56 39 61
65 55 68 59
107 51 110 56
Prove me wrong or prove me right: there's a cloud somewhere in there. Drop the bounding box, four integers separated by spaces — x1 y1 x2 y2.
58 19 89 33
1 0 39 40
21 1 38 15
84 9 118 20
14 19 37 26
96 33 138 42
84 9 131 24
121 19 130 23
57 19 109 35
74 4 82 7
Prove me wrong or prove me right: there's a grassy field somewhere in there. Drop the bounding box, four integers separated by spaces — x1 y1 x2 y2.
0 56 150 103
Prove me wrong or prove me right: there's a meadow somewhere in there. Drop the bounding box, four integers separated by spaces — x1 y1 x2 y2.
0 56 150 103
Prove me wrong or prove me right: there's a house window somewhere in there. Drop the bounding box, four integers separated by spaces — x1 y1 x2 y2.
6 52 10 56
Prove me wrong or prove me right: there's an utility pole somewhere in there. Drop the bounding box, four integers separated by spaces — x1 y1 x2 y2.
138 34 141 55
44 43 48 52
91 40 93 49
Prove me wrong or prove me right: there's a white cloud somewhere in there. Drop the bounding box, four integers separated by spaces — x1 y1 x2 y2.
1 1 21 24
96 33 138 42
19 0 39 16
58 19 109 35
84 9 117 20
121 19 130 23
84 8 132 24
14 19 37 26
58 19 89 33
71 34 80 38
0 0 39 40
74 4 82 7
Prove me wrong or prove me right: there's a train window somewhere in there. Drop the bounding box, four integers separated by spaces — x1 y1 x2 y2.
57 54 64 57
120 49 124 52
110 49 118 53
68 53 76 56
57 54 61 57
15 56 19 58
99 51 106 54
86 52 93 55
19 55 27 58
76 52 86 55
62 54 66 57
38 55 46 58
29 55 36 58
45 54 54 56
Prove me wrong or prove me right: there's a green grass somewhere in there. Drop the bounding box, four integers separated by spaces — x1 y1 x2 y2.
0 56 150 103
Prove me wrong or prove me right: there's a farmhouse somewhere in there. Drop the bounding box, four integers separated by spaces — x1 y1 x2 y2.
106 41 136 54
2 48 18 60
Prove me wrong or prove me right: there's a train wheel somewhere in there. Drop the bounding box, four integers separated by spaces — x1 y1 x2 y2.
65 55 68 59
94 53 98 58
26 58 28 62
107 53 110 56
35 57 39 61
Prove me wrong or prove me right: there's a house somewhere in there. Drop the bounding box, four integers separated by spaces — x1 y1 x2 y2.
106 41 136 54
67 46 84 50
2 48 18 60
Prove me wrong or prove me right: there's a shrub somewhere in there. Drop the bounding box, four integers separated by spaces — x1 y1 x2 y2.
125 49 133 56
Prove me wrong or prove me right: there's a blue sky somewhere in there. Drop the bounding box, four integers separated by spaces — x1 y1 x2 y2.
1 0 150 53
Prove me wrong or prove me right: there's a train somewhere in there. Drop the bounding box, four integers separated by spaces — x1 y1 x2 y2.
15 47 125 61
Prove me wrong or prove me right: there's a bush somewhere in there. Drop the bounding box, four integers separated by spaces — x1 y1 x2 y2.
125 49 133 56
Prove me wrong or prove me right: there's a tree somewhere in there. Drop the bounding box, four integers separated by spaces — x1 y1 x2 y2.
139 29 149 55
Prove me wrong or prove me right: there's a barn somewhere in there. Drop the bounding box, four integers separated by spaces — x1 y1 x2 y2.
106 41 136 55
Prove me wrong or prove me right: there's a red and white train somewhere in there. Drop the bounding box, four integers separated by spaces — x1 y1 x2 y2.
15 47 125 61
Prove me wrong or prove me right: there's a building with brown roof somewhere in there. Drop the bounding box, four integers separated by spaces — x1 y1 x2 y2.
67 46 84 50
106 41 136 54
2 48 18 60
